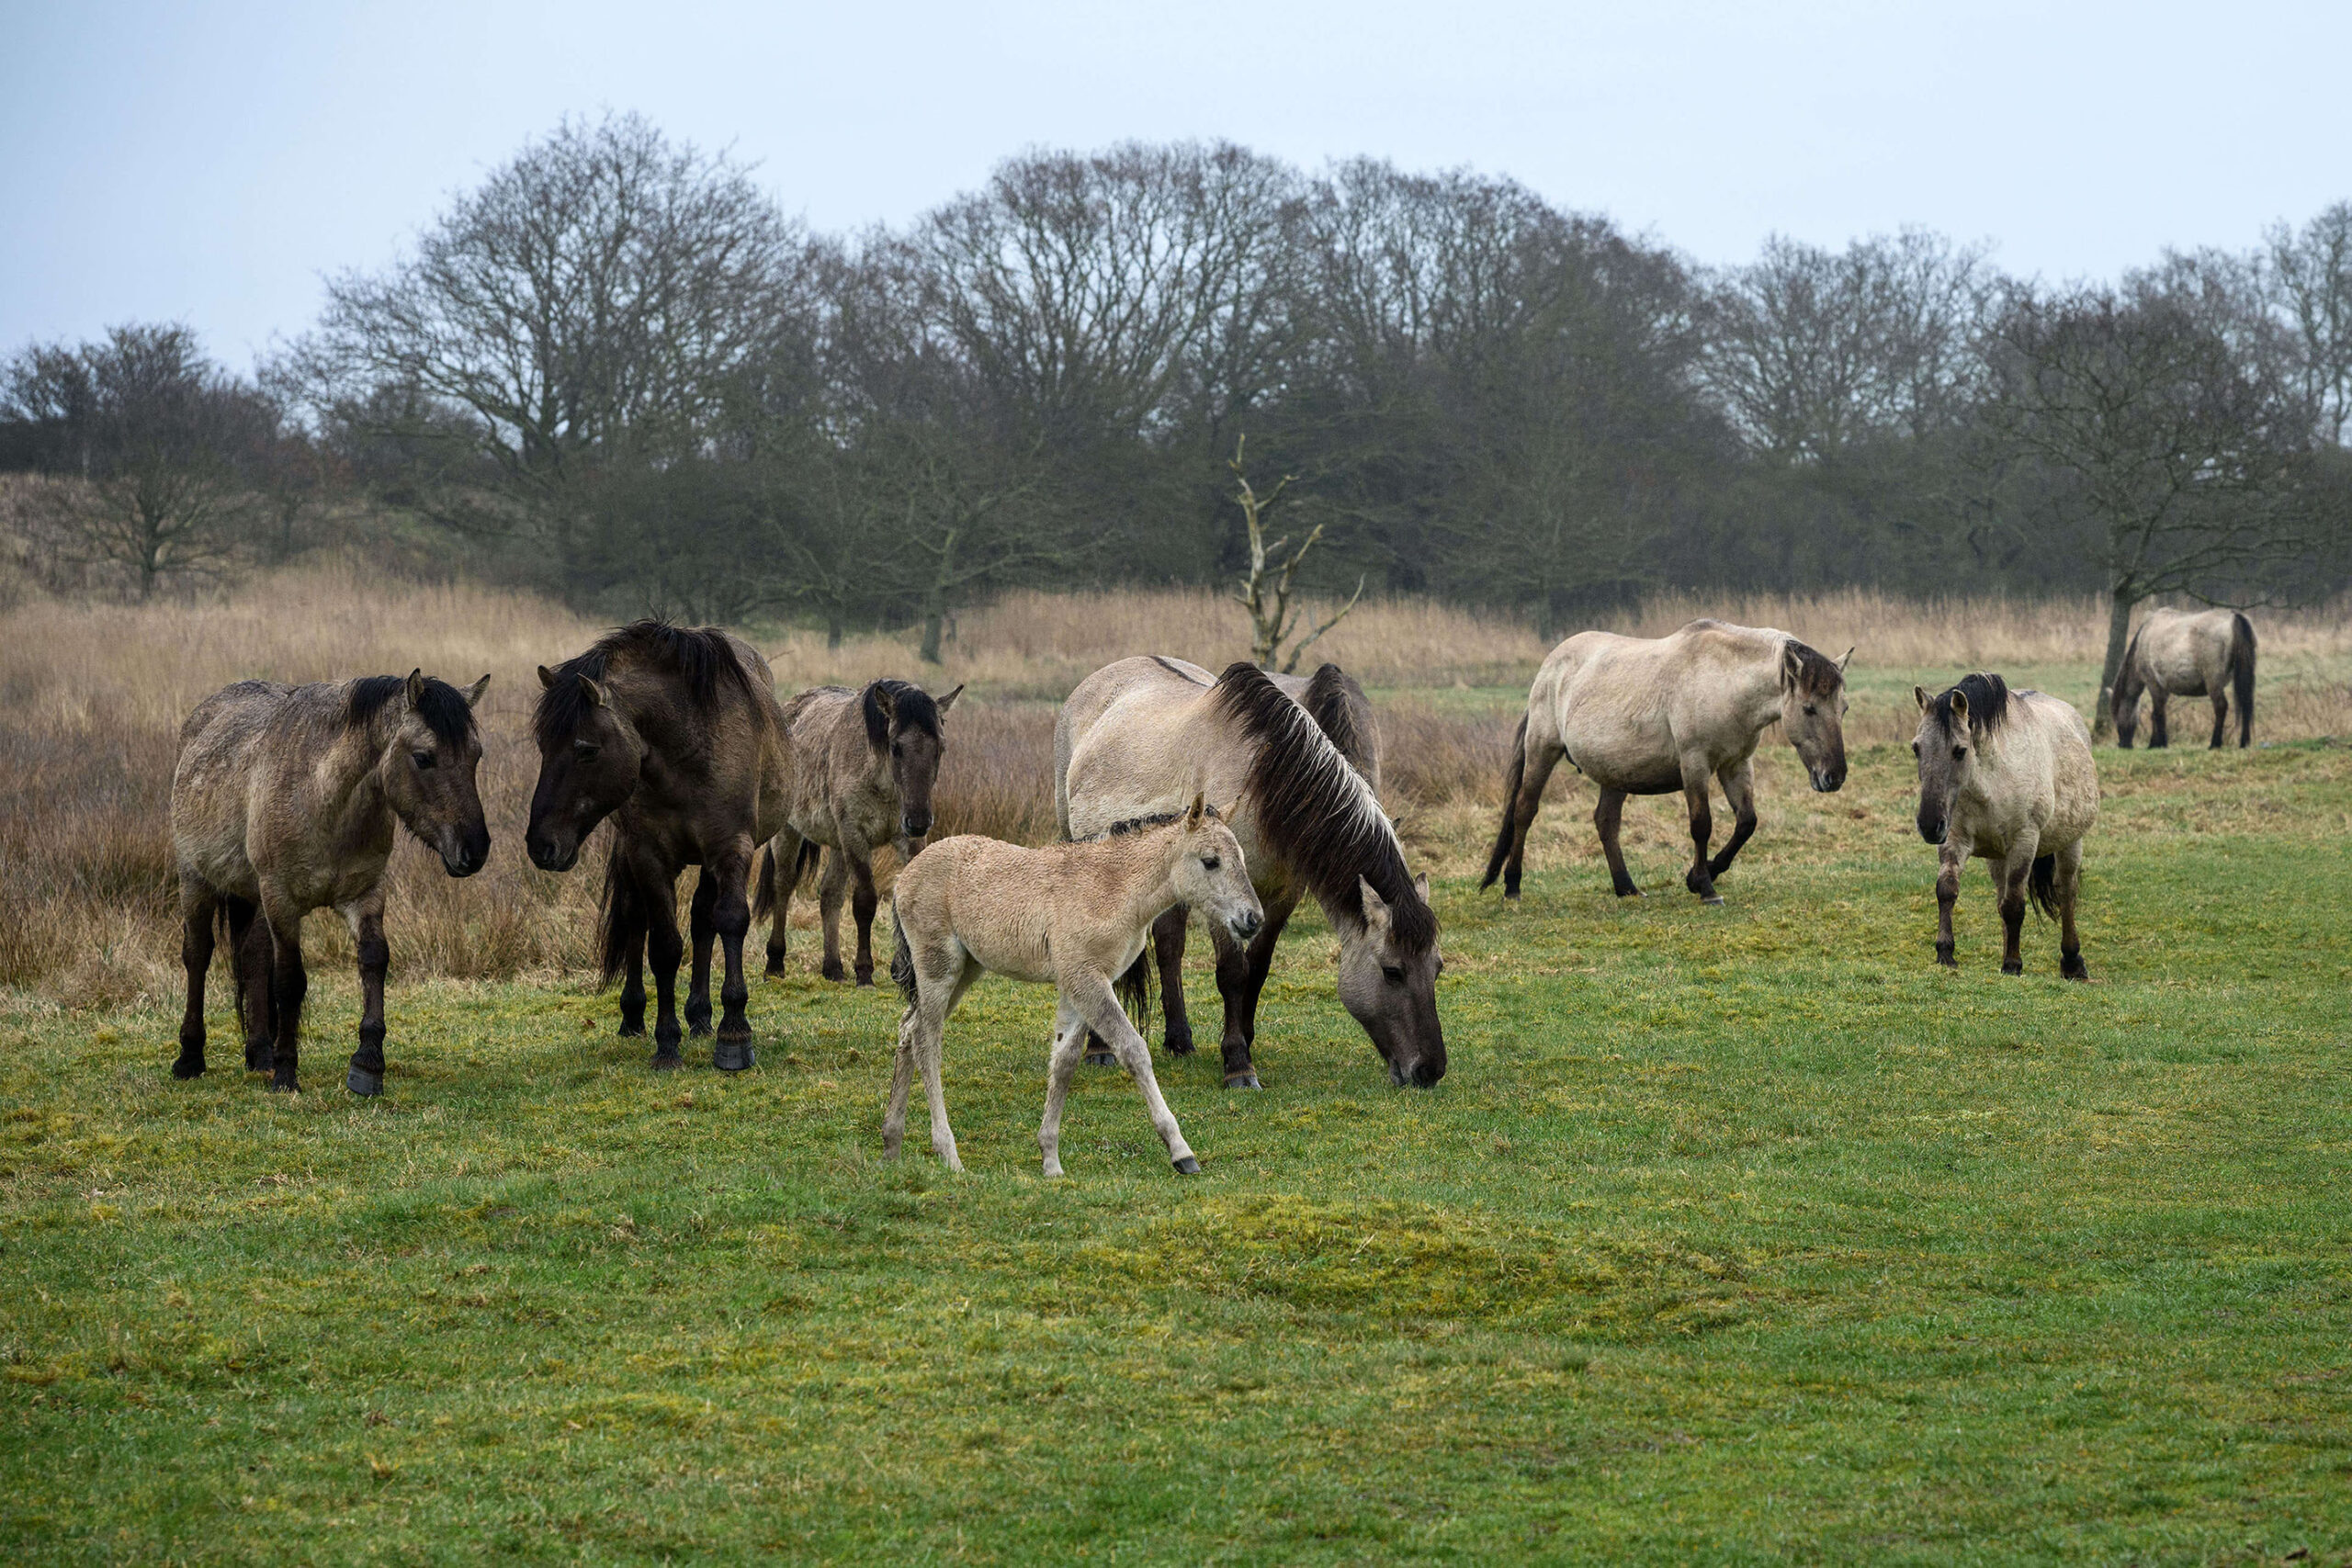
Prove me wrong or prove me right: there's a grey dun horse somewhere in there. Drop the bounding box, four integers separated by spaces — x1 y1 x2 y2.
2112 607 2256 750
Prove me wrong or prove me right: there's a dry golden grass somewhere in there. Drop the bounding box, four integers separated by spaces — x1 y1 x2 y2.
2 563 2343 1003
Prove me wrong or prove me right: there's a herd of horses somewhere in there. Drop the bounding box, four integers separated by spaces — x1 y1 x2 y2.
164 603 2259 1175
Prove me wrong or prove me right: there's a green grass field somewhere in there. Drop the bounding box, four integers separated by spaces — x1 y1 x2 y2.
4 739 2349 1564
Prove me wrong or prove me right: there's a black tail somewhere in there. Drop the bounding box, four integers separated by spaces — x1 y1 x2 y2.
751 839 822 921
2028 853 2060 921
2230 612 2256 747
597 852 643 987
889 907 918 1007
1115 945 1155 1032
1480 714 1530 891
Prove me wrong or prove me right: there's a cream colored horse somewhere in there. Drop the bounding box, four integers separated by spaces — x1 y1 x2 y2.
1484 621 1851 904
1912 673 2098 978
2113 607 2256 750
1057 658 1443 1090
886 796 1263 1177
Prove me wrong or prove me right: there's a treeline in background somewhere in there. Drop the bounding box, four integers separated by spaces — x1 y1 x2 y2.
4 112 2350 727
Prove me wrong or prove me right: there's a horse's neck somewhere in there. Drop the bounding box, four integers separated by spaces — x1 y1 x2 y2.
1109 834 1185 935
1726 644 1786 734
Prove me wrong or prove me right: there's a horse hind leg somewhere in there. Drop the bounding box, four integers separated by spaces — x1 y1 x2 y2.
344 895 390 1097
1707 761 1759 882
225 897 271 1070
1504 740 1566 899
849 854 879 987
1996 850 2033 976
260 897 308 1092
684 866 718 1037
175 878 219 1078
1038 997 1089 1179
2208 691 2228 750
1153 904 1193 1055
2147 689 2170 749
710 846 757 1073
1594 788 1639 897
818 849 851 983
2056 841 2087 981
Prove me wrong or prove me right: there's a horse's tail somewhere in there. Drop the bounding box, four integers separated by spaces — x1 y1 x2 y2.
2028 853 2060 921
1115 944 1155 1032
751 839 820 921
597 853 640 988
2230 612 2256 744
2114 622 2146 706
889 903 918 1008
1480 714 1531 891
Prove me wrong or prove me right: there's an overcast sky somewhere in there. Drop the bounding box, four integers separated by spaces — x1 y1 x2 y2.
6 0 2348 369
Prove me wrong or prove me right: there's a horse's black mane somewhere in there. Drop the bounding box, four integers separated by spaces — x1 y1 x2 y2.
347 674 474 745
1208 660 1434 949
533 620 754 748
1783 639 1846 697
1925 671 2013 736
862 680 944 748
1086 806 1220 841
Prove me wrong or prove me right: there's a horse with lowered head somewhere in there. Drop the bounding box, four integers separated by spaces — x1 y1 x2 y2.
1057 657 1443 1090
1913 672 2098 978
527 621 792 1071
1483 620 1850 905
2113 606 2256 750
753 678 962 985
171 670 491 1095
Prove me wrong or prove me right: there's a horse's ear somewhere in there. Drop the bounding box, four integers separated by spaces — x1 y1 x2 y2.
1781 644 1804 690
1950 689 1971 725
579 677 605 710
869 682 897 719
1914 685 1931 712
1223 793 1245 823
1186 792 1206 829
463 674 492 708
1838 647 1854 674
537 665 558 690
933 683 963 716
1357 875 1393 936
1413 870 1430 904
404 669 425 709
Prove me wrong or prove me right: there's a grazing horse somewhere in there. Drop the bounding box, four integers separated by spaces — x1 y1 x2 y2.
1482 620 1851 905
1057 657 1444 1090
2113 607 2256 750
752 678 962 985
171 671 492 1095
887 795 1263 1177
1913 673 2098 978
526 622 792 1071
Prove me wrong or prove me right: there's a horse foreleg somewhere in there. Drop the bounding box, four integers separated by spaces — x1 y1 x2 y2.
1504 741 1566 899
1996 846 2034 976
684 866 718 1037
1594 789 1639 897
1075 977 1198 1175
616 921 648 1038
817 848 851 983
1038 997 1089 1179
174 878 218 1079
849 852 879 987
1213 890 1296 1090
1708 760 1759 881
1679 761 1722 904
1934 845 1965 969
1153 905 1193 1055
2056 840 2087 980
226 897 271 1070
343 893 390 1097
643 874 686 1068
711 843 757 1072
261 896 308 1093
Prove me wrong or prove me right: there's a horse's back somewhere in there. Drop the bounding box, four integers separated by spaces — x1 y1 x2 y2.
1058 658 1232 839
1969 691 2098 856
1532 622 1781 786
171 681 296 894
2023 691 2099 850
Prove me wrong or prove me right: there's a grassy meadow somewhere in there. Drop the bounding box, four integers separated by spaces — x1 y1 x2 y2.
2 572 2349 1562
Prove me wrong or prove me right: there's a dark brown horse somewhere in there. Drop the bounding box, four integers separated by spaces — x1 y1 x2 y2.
526 622 792 1071
171 671 491 1095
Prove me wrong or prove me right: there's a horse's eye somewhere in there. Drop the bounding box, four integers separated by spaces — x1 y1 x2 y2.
1804 705 1817 716
1200 855 1220 872
573 740 600 760
892 742 904 759
1953 746 1967 761
1382 965 1405 985
1911 740 1920 756
412 750 436 771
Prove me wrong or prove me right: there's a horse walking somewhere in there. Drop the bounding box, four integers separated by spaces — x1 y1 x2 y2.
1912 673 2098 977
753 679 961 985
2113 607 2256 750
887 795 1263 1177
171 671 491 1095
526 622 793 1071
1483 620 1850 904
1057 658 1443 1090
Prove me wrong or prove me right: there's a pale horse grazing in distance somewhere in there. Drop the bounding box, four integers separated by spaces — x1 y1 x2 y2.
1484 620 1851 904
1913 672 2098 978
886 795 1264 1178
2112 606 2256 750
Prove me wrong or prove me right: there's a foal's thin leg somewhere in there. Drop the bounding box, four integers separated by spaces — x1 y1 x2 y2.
1037 997 1089 1179
684 867 718 1037
1153 905 1193 1055
1708 760 1760 881
818 848 851 983
2057 840 2087 980
260 894 308 1092
1594 788 1639 897
1934 837 1969 969
884 1009 918 1158
175 878 218 1079
1997 843 2035 976
849 852 879 987
916 962 976 1172
710 840 758 1072
343 891 390 1097
1679 757 1723 904
1075 977 1198 1175
1504 742 1566 899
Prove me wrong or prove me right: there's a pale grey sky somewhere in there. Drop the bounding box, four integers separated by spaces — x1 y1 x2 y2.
6 0 2348 368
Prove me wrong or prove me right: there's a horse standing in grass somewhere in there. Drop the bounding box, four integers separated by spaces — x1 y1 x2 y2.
887 795 1263 1177
2113 607 2256 750
753 679 962 985
1057 658 1443 1090
1913 673 2098 978
171 670 492 1095
1482 620 1851 905
526 623 792 1071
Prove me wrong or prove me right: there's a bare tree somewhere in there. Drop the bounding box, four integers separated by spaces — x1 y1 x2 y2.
2266 203 2352 446
1227 435 1361 670
2 324 273 598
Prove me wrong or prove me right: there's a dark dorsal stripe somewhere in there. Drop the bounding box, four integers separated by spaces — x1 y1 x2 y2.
533 620 754 748
347 674 474 745
1208 660 1434 950
862 680 943 749
1926 671 2013 737
1152 654 1212 686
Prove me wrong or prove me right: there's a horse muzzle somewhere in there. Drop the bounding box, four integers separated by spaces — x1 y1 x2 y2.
1917 815 1947 846
527 834 580 874
1811 765 1847 792
1227 909 1263 942
439 827 491 878
1388 1056 1445 1089
901 811 932 840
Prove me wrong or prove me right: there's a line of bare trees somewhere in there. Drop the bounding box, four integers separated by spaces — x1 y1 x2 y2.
6 114 2348 716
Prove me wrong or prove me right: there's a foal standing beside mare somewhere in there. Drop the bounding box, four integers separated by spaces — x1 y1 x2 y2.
2113 607 2257 750
1913 673 2098 977
753 679 961 985
526 623 792 1071
887 795 1264 1177
171 671 492 1095
1483 620 1850 904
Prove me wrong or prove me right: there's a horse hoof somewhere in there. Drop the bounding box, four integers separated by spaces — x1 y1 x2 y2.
245 1044 274 1072
820 964 848 984
269 1077 300 1095
2001 962 2024 976
763 964 786 980
1702 895 1725 908
854 973 874 988
1164 1025 1195 1056
171 1055 204 1080
617 1022 646 1039
713 1039 755 1073
1172 1156 1201 1176
346 1067 384 1097
650 1052 683 1071
686 1020 711 1038
2064 966 2090 983
1223 1072 1261 1090
1084 1052 1117 1068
